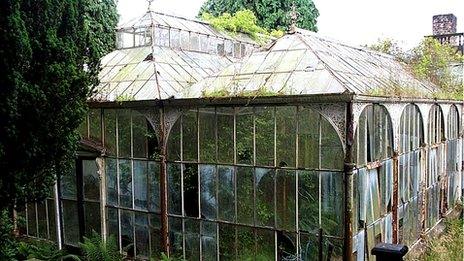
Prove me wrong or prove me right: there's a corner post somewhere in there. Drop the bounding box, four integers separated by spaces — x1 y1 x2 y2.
344 101 355 261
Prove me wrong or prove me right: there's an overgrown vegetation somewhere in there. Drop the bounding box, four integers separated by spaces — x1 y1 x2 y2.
201 10 284 43
80 232 123 261
413 218 463 261
199 0 319 32
368 37 464 100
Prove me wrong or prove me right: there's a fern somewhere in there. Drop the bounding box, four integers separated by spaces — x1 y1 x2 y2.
79 231 122 261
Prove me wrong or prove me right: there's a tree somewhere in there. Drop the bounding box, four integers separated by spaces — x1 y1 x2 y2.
199 0 319 32
0 0 118 211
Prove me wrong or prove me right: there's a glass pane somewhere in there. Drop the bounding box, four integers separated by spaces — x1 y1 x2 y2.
150 214 162 258
167 119 181 161
168 163 182 215
184 219 200 260
132 111 148 158
236 107 253 165
217 108 234 164
121 210 134 255
106 158 118 206
299 108 320 169
27 203 37 237
276 106 296 167
184 164 199 217
89 109 102 142
62 200 79 245
47 199 57 241
321 172 344 236
299 233 318 261
255 168 275 227
256 228 275 260
320 118 344 170
236 226 254 260
199 108 216 163
134 160 148 210
322 237 343 261
83 160 100 201
200 165 217 219
276 170 296 231
182 110 198 161
135 213 149 258
277 232 297 260
61 166 77 199
84 201 101 235
237 166 254 224
298 170 319 233
169 217 184 259
219 223 236 260
148 161 160 212
118 110 132 158
37 202 48 239
119 159 133 208
78 115 88 138
201 221 217 261
104 109 117 155
255 107 275 166
218 166 235 222
107 207 119 246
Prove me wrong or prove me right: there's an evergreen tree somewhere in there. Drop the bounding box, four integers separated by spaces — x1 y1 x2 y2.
0 0 118 210
199 0 319 32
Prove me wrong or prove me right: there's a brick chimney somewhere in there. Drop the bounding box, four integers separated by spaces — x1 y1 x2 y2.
433 14 457 35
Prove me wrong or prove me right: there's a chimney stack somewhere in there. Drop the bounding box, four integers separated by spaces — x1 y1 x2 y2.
433 14 457 35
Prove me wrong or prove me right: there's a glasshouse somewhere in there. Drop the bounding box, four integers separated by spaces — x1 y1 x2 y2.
20 9 463 261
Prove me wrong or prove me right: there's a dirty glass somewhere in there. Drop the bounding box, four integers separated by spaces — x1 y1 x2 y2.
182 110 198 161
320 116 344 170
184 219 200 260
83 160 99 201
183 164 199 217
299 233 318 261
61 166 77 199
167 119 181 161
89 109 102 142
321 237 343 261
236 107 253 165
199 108 216 163
119 159 132 208
321 171 343 236
276 107 296 168
255 107 275 166
107 207 119 245
84 202 101 235
135 213 149 258
106 158 118 206
217 108 234 164
104 109 117 155
118 110 132 158
219 223 236 260
200 165 217 219
169 217 183 258
201 221 217 260
132 111 148 158
218 166 235 222
237 166 254 224
277 232 297 260
298 107 320 169
298 170 319 233
168 163 182 215
236 226 255 260
256 228 275 260
255 167 275 227
134 160 148 210
37 202 48 239
62 200 79 245
47 199 57 241
149 214 162 257
276 169 296 231
121 210 134 253
148 161 160 212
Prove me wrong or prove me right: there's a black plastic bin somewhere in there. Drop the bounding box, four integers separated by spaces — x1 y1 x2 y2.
371 243 408 261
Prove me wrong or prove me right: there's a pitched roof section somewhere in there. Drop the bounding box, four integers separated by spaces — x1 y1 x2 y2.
183 29 438 98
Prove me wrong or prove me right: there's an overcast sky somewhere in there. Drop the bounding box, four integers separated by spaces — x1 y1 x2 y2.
118 0 464 49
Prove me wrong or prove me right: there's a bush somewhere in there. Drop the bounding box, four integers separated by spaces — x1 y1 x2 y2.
0 209 18 260
80 231 123 261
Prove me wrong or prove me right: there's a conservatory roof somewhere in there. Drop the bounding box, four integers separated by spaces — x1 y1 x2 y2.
183 29 438 98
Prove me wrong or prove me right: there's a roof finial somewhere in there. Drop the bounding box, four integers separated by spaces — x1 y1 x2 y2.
147 0 155 13
289 1 298 33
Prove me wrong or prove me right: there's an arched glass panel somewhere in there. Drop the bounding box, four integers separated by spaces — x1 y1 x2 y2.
447 105 460 140
446 105 461 209
354 104 394 165
399 104 424 154
427 105 444 145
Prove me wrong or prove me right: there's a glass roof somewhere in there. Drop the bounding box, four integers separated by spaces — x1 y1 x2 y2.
183 29 438 98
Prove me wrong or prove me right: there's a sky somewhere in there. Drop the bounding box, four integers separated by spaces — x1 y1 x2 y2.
117 0 464 49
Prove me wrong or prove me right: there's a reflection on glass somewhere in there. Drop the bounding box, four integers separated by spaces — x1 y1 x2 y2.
276 107 296 167
237 167 253 224
200 165 217 219
298 170 318 233
255 107 274 166
106 158 117 206
276 170 296 231
321 172 343 236
218 166 235 222
119 159 132 208
83 160 99 201
134 160 148 210
255 168 275 227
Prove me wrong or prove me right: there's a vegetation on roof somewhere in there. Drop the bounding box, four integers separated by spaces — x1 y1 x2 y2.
368 37 463 100
201 10 284 43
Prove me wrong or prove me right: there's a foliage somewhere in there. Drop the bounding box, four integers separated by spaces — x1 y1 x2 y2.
0 210 18 260
414 218 464 261
199 0 319 32
409 37 463 98
367 38 406 61
0 0 118 211
17 240 79 261
79 231 123 261
150 252 184 261
201 10 283 43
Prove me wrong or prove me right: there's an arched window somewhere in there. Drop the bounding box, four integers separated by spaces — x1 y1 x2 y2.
427 105 444 145
446 105 461 208
447 105 460 140
354 104 394 165
397 104 423 245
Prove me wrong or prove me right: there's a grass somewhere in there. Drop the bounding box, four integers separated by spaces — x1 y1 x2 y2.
412 218 463 261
